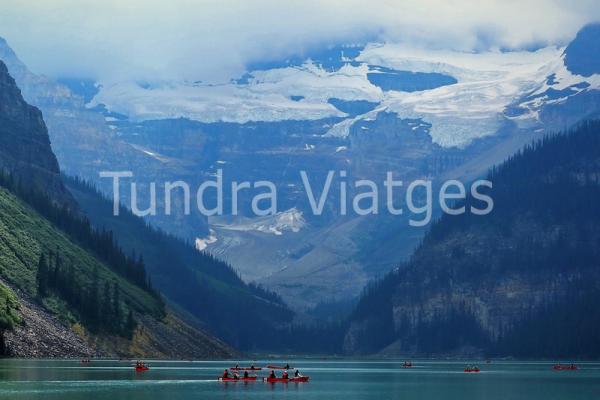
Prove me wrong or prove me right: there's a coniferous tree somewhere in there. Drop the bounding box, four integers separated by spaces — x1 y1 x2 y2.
112 281 121 325
101 281 112 329
36 253 49 297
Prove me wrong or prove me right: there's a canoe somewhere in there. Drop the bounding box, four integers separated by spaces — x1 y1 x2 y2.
266 365 293 370
263 376 309 383
263 377 289 383
219 377 258 382
464 368 480 373
553 364 578 370
290 376 310 382
230 367 263 371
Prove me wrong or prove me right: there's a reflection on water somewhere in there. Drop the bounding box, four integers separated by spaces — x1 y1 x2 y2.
0 359 598 400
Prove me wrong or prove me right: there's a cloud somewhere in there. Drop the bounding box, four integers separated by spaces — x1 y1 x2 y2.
0 0 598 82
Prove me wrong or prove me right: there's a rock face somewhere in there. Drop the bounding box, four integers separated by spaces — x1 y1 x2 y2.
564 23 600 77
2 278 235 359
0 60 73 205
3 283 99 358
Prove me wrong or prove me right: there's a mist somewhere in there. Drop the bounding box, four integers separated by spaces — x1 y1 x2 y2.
0 0 599 82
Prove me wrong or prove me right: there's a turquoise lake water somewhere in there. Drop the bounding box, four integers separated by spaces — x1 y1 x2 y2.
0 359 598 399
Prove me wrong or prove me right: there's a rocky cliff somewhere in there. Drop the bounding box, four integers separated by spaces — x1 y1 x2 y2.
0 60 73 205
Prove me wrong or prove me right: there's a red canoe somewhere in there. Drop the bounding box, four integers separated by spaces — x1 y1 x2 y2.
135 366 149 372
464 367 480 373
290 376 310 382
219 377 258 382
263 376 310 383
553 364 578 371
230 367 263 371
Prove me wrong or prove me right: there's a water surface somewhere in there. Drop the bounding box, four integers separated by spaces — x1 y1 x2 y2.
0 359 598 399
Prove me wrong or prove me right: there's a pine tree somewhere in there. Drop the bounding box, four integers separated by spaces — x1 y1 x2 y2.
89 266 100 331
36 253 48 297
101 281 112 330
112 281 121 327
125 307 136 338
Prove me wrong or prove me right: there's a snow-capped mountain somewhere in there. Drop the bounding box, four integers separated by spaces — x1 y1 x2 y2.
90 32 600 148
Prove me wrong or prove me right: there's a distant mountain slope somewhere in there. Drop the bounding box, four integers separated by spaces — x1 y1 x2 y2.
344 121 600 358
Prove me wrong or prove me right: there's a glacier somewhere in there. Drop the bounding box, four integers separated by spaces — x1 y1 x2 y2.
89 42 600 149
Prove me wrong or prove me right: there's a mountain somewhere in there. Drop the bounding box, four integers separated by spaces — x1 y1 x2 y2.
0 60 233 358
343 121 600 358
2 24 599 313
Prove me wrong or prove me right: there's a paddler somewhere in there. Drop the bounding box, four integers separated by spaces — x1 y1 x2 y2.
244 371 249 379
294 369 301 377
282 371 289 379
269 370 276 379
222 369 230 379
285 363 290 370
233 371 240 380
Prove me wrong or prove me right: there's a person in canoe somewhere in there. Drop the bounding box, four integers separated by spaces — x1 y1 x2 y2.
250 364 257 370
233 371 240 380
285 363 290 370
269 370 276 379
243 371 249 379
294 369 302 378
282 371 289 379
222 369 230 379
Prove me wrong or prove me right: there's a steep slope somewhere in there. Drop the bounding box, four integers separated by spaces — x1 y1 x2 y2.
0 60 72 205
344 121 600 358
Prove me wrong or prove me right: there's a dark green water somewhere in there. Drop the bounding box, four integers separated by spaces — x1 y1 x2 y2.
0 359 598 399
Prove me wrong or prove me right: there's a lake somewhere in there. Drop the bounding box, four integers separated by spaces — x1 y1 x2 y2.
0 359 598 399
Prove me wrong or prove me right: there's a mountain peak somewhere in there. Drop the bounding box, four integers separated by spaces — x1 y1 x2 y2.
564 22 600 77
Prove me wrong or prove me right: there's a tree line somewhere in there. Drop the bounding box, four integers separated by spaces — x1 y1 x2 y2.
0 170 161 301
37 249 136 337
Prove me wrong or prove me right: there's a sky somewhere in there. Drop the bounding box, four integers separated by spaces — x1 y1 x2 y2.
0 0 599 82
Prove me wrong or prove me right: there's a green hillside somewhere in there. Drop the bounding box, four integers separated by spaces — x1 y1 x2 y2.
0 183 163 341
